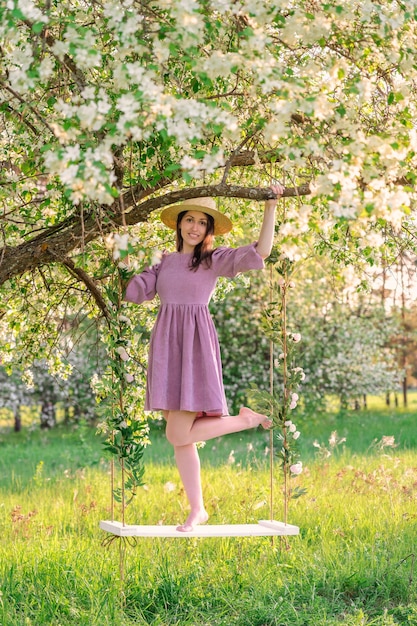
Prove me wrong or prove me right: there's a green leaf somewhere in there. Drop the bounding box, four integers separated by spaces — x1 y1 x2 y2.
11 8 25 20
291 486 307 499
164 163 181 173
32 21 45 34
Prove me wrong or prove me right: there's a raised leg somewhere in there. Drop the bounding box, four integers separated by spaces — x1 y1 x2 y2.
165 407 271 447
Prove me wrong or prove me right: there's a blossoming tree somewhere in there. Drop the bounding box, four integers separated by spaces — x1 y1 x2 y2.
1 1 417 501
1 1 416 292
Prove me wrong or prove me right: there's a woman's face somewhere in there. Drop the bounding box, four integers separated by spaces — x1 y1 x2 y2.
179 211 209 252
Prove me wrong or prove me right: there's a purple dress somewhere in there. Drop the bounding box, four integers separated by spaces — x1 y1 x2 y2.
124 244 264 415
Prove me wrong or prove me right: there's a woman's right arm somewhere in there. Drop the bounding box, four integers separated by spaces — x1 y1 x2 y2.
256 184 284 259
123 264 160 304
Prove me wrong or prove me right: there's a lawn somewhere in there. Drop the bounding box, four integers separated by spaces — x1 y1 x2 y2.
0 402 416 625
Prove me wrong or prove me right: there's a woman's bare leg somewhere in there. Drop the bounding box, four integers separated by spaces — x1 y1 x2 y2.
163 407 270 531
174 443 208 532
165 407 270 448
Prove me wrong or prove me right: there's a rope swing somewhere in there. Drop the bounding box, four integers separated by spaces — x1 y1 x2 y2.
100 318 299 537
100 519 299 538
100 186 300 539
101 284 299 537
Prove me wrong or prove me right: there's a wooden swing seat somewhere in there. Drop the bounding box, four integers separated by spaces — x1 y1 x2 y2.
100 519 299 538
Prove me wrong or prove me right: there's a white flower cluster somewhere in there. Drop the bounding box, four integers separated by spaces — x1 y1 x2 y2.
110 233 129 261
160 98 239 146
283 419 303 476
288 393 299 410
51 26 101 70
4 36 36 94
52 87 112 135
289 462 303 475
7 0 47 23
43 143 116 205
284 419 300 439
197 51 243 80
180 151 225 179
156 0 205 47
292 366 306 382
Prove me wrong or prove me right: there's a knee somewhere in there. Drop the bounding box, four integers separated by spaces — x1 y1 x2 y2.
165 422 189 447
165 410 196 446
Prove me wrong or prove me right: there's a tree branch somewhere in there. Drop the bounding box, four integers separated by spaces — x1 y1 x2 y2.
121 183 311 226
0 83 54 134
0 182 311 286
21 18 87 91
60 256 111 321
0 101 40 137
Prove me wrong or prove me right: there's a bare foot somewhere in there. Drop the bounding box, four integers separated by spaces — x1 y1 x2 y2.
176 509 209 532
239 407 271 429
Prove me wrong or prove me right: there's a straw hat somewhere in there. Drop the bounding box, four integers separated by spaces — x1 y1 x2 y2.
160 197 233 235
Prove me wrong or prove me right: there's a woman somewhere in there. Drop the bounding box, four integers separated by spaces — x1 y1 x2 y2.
124 185 284 531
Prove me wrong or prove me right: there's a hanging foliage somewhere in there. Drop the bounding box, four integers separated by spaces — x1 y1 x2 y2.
248 243 307 519
93 240 159 508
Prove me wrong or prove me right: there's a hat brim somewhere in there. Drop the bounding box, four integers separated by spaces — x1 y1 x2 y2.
160 203 233 235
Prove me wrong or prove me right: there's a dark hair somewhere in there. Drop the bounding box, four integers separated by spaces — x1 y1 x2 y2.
176 211 215 270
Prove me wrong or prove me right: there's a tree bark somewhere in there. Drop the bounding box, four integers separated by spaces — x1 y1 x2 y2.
40 401 56 429
14 409 22 433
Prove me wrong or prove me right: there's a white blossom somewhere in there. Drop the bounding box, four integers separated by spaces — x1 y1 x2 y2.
290 462 303 475
164 481 176 492
14 0 48 23
289 393 299 410
112 234 129 260
116 346 129 361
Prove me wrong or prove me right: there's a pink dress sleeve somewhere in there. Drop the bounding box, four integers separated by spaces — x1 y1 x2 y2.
211 243 265 278
124 263 160 304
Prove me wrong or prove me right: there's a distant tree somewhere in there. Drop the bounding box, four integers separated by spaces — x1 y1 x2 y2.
211 277 271 414
0 319 105 429
301 308 402 410
212 257 404 413
0 367 32 431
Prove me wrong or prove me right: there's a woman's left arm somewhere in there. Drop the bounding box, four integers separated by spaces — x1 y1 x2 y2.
256 184 285 259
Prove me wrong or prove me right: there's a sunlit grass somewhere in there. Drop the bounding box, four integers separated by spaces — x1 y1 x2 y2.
1 411 417 625
363 389 417 411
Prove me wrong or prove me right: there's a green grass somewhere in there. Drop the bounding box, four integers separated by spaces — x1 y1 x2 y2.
1 406 417 625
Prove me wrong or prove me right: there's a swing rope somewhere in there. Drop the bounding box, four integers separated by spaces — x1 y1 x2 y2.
269 263 275 523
